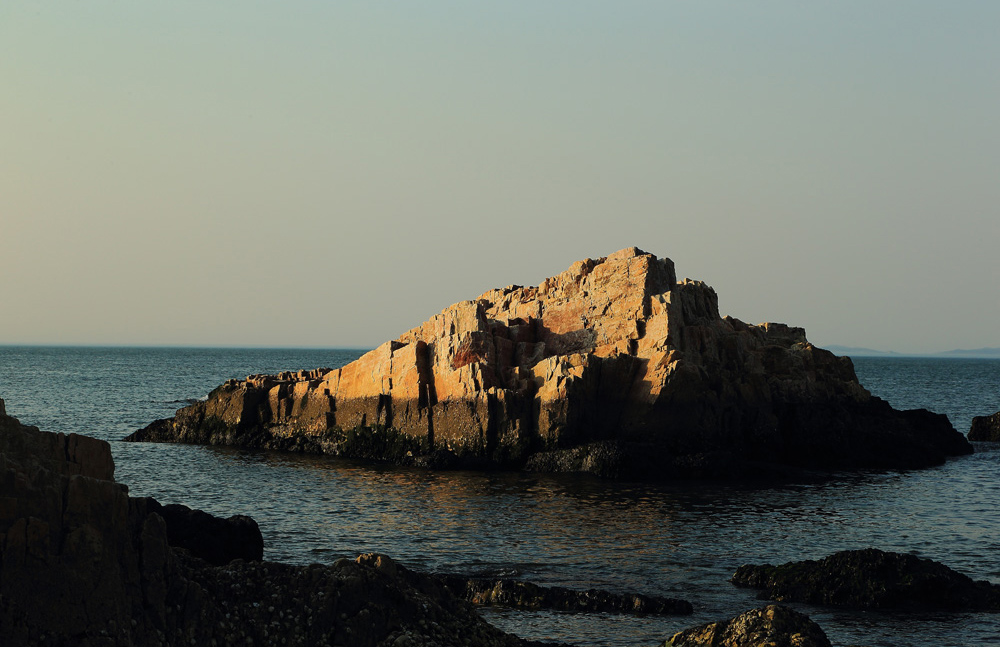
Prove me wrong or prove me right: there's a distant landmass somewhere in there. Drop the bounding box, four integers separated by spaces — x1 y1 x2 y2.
936 347 1000 358
826 345 1000 358
825 345 901 357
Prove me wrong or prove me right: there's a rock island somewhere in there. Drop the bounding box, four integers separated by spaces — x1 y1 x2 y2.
127 248 972 478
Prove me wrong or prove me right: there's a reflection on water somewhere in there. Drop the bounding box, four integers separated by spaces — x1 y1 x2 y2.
114 440 1000 647
2 348 1000 646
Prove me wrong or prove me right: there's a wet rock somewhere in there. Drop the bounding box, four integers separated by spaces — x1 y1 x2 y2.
969 411 1000 441
147 499 264 565
662 605 831 647
127 248 972 479
732 548 1000 611
438 575 693 615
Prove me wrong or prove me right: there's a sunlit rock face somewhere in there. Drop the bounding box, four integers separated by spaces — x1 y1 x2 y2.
128 248 972 478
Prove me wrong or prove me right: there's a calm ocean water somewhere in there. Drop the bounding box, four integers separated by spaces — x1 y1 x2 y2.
1 346 998 647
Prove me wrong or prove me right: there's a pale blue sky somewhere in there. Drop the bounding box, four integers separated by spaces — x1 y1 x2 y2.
2 2 998 352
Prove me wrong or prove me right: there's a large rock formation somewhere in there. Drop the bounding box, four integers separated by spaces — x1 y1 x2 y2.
0 400 542 647
732 548 1000 611
127 248 972 478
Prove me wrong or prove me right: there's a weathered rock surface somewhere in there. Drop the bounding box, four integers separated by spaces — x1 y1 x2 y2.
147 499 264 565
1 399 171 645
662 605 831 647
0 400 549 647
969 411 1000 442
438 576 693 615
127 248 973 479
731 548 1000 611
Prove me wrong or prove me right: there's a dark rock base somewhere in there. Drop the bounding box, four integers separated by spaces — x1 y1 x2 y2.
732 548 1000 611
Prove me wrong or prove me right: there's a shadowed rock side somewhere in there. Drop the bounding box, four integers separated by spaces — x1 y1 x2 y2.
969 411 1000 441
438 576 693 615
731 548 1000 611
0 401 549 647
662 605 832 647
127 248 972 479
146 500 264 566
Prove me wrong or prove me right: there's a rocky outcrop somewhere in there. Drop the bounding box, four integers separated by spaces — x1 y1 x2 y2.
438 576 692 615
173 552 541 647
662 605 831 647
127 248 972 479
731 548 1000 611
0 400 547 647
0 398 173 645
147 500 264 565
969 412 1000 441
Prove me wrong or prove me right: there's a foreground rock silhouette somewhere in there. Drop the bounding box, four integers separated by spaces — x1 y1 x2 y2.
127 248 972 479
732 548 1000 611
0 401 540 647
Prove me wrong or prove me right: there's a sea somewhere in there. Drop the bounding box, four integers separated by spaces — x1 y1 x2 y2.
1 346 998 647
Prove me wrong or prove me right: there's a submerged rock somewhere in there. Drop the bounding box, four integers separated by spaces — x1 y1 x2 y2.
126 248 972 479
0 401 545 647
731 548 1000 611
438 576 693 615
969 412 1000 442
662 605 831 647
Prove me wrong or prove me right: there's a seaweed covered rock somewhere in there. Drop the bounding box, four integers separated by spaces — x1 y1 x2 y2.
662 605 831 647
969 411 1000 442
438 575 692 615
127 248 972 479
732 548 1000 611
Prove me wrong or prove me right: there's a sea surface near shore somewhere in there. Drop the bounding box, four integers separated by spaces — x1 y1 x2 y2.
1 346 998 647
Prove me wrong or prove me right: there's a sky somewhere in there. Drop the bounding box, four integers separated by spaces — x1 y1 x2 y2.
2 2 998 353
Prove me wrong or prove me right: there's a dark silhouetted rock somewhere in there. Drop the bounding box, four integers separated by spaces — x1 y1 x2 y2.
146 499 264 565
969 412 1000 442
661 605 831 647
0 400 175 645
732 548 1000 611
126 249 972 479
439 575 692 615
0 401 549 647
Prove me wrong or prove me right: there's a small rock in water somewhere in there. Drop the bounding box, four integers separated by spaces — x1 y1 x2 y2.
732 548 1000 611
662 605 831 647
969 411 1000 441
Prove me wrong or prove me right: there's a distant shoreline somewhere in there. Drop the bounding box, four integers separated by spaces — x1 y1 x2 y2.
825 345 1000 359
